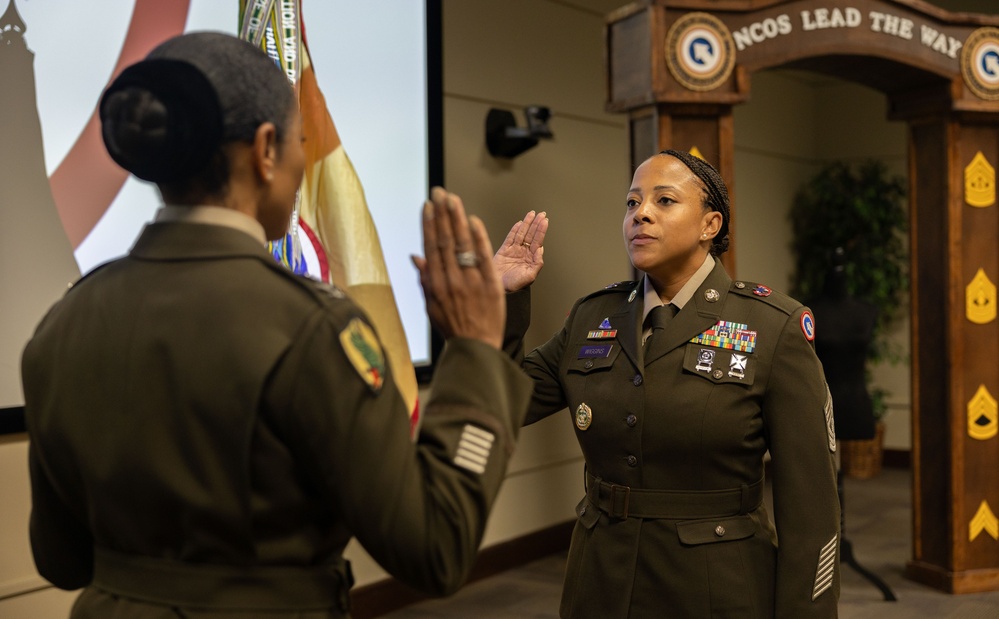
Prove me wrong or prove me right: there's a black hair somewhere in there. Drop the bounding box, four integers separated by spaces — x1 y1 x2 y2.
100 31 296 198
657 149 730 256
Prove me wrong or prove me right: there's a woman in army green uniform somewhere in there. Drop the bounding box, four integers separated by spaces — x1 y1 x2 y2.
499 150 840 618
23 32 531 618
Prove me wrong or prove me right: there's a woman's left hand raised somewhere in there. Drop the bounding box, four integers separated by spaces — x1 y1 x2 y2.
493 210 549 292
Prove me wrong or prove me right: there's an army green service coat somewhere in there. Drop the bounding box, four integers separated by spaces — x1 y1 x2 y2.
23 221 532 618
510 258 840 618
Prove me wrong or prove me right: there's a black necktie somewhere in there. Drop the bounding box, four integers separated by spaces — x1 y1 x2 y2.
645 304 676 360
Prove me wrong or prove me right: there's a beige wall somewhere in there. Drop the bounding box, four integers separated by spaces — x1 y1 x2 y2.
0 438 78 616
3 0 996 614
733 70 912 450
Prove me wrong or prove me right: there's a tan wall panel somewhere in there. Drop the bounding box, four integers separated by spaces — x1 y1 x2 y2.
733 69 912 448
0 439 79 615
0 585 77 619
444 96 631 350
730 149 816 292
444 0 621 121
0 441 39 596
506 411 583 477
735 71 821 162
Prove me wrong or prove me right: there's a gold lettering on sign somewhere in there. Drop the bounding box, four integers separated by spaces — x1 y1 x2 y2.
968 385 998 440
965 152 996 208
969 501 999 542
967 269 997 324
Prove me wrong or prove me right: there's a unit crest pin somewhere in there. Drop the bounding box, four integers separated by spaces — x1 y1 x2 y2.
575 403 593 431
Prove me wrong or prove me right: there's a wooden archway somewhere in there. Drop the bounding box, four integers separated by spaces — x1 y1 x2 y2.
606 0 999 594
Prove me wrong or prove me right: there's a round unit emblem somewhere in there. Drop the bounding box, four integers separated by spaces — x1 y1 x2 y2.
575 403 593 431
962 27 999 101
801 310 816 342
665 12 736 92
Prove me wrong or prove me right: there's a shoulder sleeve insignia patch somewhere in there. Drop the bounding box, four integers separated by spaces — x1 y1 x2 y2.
340 317 385 392
801 310 816 341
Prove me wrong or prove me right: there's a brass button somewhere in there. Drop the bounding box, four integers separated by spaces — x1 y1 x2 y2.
712 369 724 379
626 414 638 427
735 281 746 289
633 374 643 386
626 455 638 467
584 360 594 369
715 525 726 537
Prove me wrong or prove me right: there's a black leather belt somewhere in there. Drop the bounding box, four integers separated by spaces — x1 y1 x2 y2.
93 547 353 614
585 472 764 519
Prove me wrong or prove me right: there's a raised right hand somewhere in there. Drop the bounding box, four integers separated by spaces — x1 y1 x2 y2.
411 187 505 349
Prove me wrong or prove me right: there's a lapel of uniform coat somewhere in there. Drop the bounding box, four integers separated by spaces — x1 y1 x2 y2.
643 259 732 366
606 282 642 371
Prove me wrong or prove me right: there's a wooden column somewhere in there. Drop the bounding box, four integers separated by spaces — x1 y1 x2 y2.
906 116 999 593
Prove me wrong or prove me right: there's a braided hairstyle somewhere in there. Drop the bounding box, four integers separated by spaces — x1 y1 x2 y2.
100 32 295 200
658 149 730 256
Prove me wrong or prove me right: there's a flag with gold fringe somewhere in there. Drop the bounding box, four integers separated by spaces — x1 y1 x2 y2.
238 0 420 435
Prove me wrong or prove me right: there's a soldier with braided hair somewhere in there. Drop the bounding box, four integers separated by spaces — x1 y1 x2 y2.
497 150 841 618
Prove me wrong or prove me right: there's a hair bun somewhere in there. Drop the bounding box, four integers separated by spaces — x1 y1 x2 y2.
100 58 224 183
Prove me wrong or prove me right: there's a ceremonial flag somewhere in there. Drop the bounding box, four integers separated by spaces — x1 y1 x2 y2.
238 1 420 434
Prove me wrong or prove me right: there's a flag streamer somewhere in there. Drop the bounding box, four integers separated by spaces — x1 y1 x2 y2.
238 1 420 434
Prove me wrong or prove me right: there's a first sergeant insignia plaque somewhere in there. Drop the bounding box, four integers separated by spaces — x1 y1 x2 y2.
665 12 736 92
962 27 999 101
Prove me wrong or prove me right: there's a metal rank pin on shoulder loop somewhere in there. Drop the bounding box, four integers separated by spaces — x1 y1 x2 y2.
575 403 593 431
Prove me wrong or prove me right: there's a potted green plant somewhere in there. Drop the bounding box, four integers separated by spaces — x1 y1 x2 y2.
789 160 908 476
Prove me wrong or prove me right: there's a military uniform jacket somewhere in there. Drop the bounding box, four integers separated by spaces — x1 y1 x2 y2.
510 258 840 618
23 221 532 618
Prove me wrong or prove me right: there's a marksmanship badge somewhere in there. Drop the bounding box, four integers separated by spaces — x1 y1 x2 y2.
665 12 736 92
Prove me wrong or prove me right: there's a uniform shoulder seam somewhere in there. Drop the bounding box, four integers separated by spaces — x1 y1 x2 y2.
729 281 802 315
580 281 638 302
